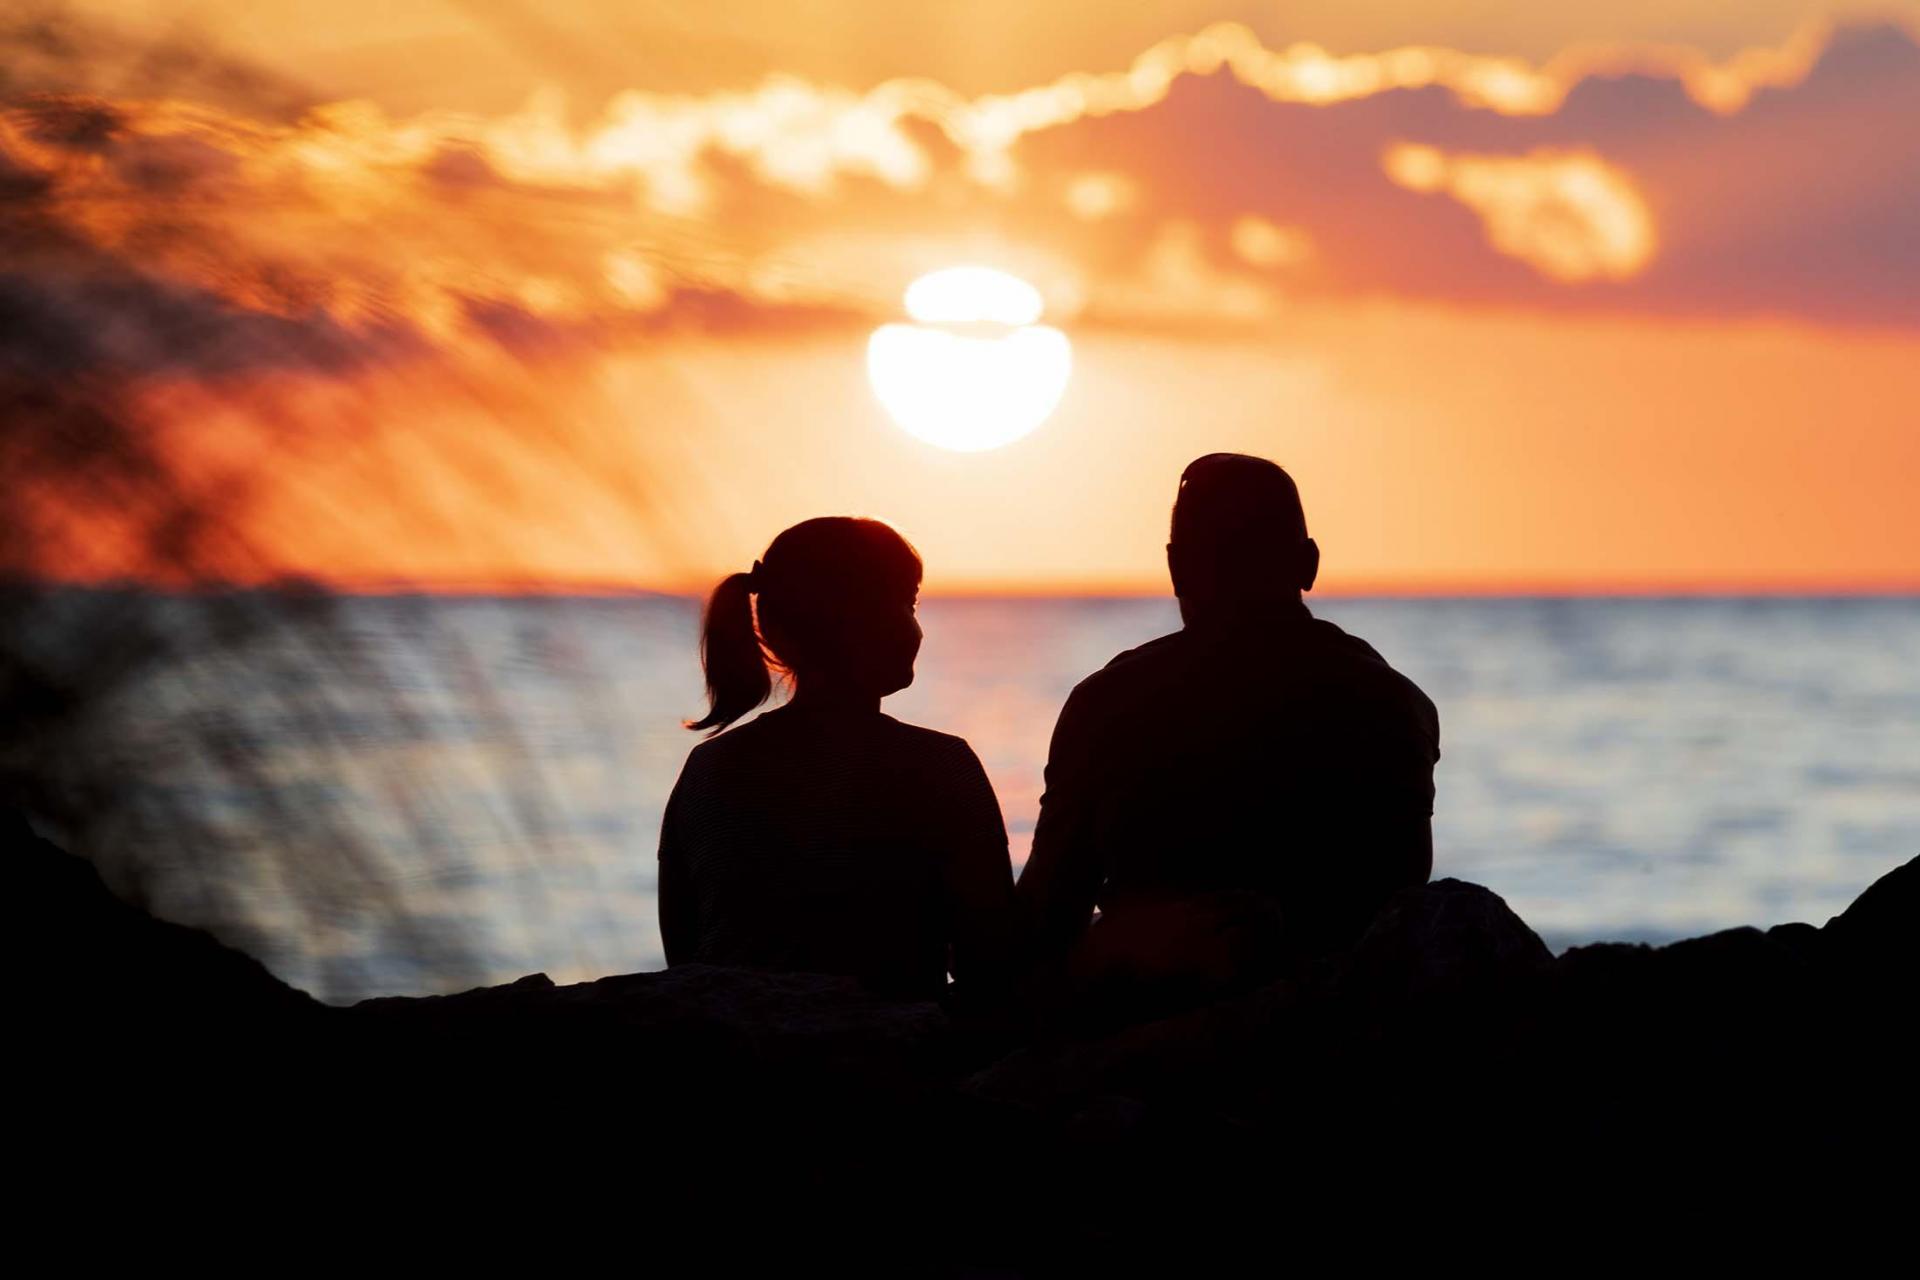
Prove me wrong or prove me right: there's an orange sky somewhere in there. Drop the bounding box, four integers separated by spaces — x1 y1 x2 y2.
5 4 1918 593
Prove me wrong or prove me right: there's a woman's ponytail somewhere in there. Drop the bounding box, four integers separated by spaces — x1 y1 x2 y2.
687 571 770 734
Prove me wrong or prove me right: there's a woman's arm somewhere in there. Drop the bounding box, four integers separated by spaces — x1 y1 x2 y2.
942 741 1016 991
657 772 698 966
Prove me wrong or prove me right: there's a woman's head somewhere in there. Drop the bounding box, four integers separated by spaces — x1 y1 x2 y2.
688 517 924 733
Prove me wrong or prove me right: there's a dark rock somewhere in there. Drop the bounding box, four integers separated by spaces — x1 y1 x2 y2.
1823 854 1917 975
350 961 952 1088
1335 876 1552 1002
9 808 320 1040
966 880 1551 1137
13 815 1916 1263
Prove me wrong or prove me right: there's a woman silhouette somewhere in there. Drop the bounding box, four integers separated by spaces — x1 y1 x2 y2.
658 518 1014 999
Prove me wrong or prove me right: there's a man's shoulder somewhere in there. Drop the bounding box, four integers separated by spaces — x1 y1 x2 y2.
1058 615 1437 741
1306 617 1439 734
1071 629 1188 697
1102 627 1188 671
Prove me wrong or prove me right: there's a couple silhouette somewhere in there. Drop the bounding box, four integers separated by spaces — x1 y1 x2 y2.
658 453 1440 1018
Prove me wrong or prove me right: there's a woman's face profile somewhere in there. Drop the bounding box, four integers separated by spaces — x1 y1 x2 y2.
774 585 920 702
870 590 922 698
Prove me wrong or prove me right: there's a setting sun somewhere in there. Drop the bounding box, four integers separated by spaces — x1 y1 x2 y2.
867 267 1072 453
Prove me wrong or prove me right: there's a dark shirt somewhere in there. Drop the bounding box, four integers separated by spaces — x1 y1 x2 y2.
1017 600 1440 959
658 703 1015 999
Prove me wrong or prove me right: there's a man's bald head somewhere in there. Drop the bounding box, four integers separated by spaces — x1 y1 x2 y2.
1168 453 1319 612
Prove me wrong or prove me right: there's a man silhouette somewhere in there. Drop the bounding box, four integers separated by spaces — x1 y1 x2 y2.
1018 453 1440 979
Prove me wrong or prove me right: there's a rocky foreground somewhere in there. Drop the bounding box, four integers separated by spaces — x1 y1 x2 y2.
16 808 1915 1267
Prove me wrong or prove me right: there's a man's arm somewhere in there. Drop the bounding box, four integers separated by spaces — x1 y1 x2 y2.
1404 697 1438 888
1392 813 1435 890
1328 683 1437 931
1369 699 1436 898
1015 687 1108 966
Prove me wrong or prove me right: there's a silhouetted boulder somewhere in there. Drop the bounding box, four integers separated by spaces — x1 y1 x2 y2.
1335 876 1551 1002
9 808 319 1041
14 818 1915 1263
351 962 952 1089
965 880 1548 1126
1823 854 1916 975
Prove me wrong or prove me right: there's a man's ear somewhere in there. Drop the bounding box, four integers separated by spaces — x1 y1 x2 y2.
1166 542 1187 598
1299 537 1321 593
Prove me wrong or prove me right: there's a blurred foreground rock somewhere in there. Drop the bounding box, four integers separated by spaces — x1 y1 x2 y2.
12 809 1913 1266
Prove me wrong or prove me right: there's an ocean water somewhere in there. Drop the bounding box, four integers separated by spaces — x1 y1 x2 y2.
62 593 1920 1003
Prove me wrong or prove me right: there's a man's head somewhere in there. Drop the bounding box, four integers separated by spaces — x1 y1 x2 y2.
1168 453 1319 616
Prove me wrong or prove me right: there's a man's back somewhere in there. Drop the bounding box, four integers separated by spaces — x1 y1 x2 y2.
1018 600 1439 959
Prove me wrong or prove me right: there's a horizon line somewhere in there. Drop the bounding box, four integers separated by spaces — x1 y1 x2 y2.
10 574 1920 600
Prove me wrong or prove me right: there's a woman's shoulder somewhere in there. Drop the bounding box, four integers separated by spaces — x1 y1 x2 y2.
876 717 999 824
686 709 983 780
875 713 984 767
678 711 781 768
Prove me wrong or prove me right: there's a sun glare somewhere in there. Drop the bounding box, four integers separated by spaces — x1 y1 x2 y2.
868 266 1072 452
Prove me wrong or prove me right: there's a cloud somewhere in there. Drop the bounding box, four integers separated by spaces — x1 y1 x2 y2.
0 5 316 119
504 15 1917 326
3 12 1914 584
1005 17 1920 324
0 10 1913 582
4 13 1915 371
0 9 1909 598
1383 144 1655 282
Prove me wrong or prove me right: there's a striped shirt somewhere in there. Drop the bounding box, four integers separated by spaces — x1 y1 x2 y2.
658 703 1014 999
